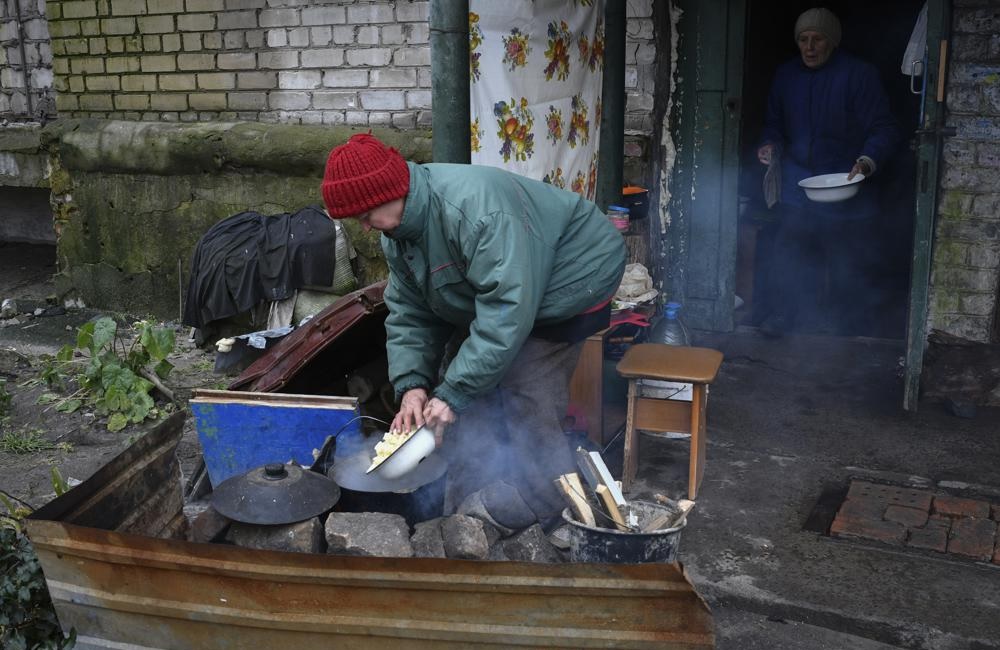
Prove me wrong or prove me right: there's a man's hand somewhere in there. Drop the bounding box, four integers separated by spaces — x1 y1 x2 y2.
391 387 428 434
422 397 456 446
757 143 775 165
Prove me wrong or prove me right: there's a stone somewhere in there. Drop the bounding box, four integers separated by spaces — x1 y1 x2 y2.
440 515 489 560
410 518 446 558
227 517 323 553
845 481 933 511
457 488 515 537
0 299 17 319
945 397 978 419
501 524 562 563
325 512 413 558
482 481 537 530
186 502 231 543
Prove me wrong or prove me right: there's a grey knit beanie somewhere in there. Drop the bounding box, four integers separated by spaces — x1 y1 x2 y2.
794 8 841 47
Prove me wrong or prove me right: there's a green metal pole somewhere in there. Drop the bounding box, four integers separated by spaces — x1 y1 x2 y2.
596 0 626 211
430 0 471 164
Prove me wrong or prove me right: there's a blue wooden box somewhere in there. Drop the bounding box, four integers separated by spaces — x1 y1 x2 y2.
190 389 361 486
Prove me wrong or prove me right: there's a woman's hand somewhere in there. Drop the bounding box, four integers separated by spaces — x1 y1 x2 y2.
757 143 775 165
848 158 874 180
391 387 428 433
422 397 456 446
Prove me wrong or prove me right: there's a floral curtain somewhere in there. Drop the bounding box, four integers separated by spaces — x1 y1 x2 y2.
468 0 606 200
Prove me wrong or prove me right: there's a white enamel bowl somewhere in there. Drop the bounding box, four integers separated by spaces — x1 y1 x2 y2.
798 173 865 203
372 425 436 479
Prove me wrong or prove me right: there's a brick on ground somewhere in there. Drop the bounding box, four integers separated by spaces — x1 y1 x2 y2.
906 526 948 553
933 494 991 519
946 517 997 561
925 514 953 530
837 496 887 521
991 503 1000 521
846 480 933 511
884 504 929 528
831 513 906 545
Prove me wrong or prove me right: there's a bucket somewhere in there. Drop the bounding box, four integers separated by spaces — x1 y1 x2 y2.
561 500 684 563
622 186 649 220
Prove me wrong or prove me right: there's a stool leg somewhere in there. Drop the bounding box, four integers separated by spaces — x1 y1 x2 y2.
688 384 708 499
622 379 639 492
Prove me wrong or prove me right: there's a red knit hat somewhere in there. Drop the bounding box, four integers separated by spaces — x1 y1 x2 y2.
322 134 410 219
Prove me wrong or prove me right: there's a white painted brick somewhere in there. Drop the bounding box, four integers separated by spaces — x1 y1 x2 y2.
299 110 324 124
360 90 405 110
245 29 264 48
178 52 215 69
322 111 346 125
259 51 298 68
288 27 309 47
301 6 345 26
223 31 245 48
332 25 355 45
227 91 268 110
270 90 310 110
187 0 224 11
260 8 299 28
162 33 181 51
346 48 391 67
177 13 215 31
346 4 393 24
323 68 368 88
625 66 638 88
392 111 417 128
369 111 392 126
381 24 404 45
356 25 378 45
182 33 201 50
345 110 368 125
203 31 223 49
406 89 431 109
311 26 332 46
394 46 429 67
225 0 265 9
418 68 431 87
237 71 276 88
278 70 321 89
218 11 258 30
409 23 429 44
301 48 344 68
417 109 432 127
370 68 416 88
313 90 358 109
266 29 287 47
395 1 428 22
218 52 256 69
626 0 653 19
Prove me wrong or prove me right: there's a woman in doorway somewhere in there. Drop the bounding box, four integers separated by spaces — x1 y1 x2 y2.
757 7 901 336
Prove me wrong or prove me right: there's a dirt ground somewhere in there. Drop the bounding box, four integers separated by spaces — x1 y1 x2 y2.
0 242 218 510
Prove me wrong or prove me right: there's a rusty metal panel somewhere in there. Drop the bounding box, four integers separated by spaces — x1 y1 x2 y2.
229 281 389 394
25 405 714 649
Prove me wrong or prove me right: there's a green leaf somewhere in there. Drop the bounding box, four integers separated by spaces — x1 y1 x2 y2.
55 399 82 413
154 358 174 379
107 413 129 432
76 321 95 351
55 344 74 362
141 326 176 362
36 393 59 405
92 317 118 353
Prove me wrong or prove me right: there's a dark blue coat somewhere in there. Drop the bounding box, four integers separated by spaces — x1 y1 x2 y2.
762 49 900 220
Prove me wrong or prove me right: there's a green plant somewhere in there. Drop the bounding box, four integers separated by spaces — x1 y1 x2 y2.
1 493 76 649
39 317 176 432
0 428 57 455
0 379 11 417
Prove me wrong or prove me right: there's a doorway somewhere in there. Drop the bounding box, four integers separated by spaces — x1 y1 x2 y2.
735 0 926 339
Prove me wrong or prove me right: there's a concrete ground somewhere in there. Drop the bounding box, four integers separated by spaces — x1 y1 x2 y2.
4 246 998 649
623 331 1000 650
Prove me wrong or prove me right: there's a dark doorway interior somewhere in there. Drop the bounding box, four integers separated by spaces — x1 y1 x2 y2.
736 0 925 339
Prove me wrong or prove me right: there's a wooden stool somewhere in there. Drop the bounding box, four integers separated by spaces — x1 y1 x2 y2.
616 344 724 498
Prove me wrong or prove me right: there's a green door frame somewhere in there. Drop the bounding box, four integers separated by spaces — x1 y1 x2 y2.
903 0 951 412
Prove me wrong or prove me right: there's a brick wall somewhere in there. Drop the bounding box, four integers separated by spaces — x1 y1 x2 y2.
47 0 433 125
0 0 55 120
928 1 1000 343
44 0 657 134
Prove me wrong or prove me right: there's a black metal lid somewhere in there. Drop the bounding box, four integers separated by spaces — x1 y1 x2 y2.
211 463 340 525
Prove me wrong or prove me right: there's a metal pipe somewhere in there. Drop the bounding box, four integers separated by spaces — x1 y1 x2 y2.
12 0 35 118
429 0 470 164
596 0 626 211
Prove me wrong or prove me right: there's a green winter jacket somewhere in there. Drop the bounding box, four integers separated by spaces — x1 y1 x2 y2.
383 162 626 412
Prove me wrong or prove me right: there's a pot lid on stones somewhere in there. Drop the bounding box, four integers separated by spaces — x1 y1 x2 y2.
211 463 341 525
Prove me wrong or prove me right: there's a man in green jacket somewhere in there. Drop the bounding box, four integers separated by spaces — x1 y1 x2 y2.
322 134 626 526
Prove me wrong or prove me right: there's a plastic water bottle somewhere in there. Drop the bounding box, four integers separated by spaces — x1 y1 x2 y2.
648 301 690 346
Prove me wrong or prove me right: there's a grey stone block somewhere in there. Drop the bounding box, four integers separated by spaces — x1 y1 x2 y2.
457 488 515 537
482 481 536 530
501 524 561 564
186 502 231 543
411 517 446 558
326 512 413 558
227 517 323 553
441 514 489 560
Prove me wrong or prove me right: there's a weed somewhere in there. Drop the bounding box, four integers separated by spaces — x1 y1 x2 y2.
0 428 56 455
0 379 11 417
